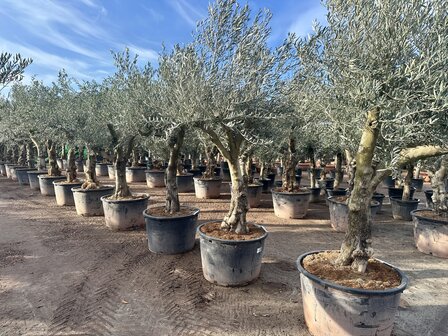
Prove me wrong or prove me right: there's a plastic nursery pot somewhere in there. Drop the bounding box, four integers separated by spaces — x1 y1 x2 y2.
387 187 415 199
4 164 19 179
95 163 109 176
324 178 335 189
188 169 202 177
107 165 115 179
53 181 83 206
15 168 37 185
372 193 386 213
411 178 424 192
176 173 194 193
221 168 231 181
295 175 302 186
126 166 146 183
424 190 434 209
383 175 396 188
389 197 420 221
411 209 448 258
271 188 311 219
101 194 149 231
143 206 199 254
308 187 322 203
198 222 268 286
72 186 114 216
296 250 408 336
145 170 166 188
38 175 66 196
10 166 27 181
326 188 348 198
193 177 222 199
27 171 47 190
256 178 272 194
247 183 263 208
213 167 221 177
327 197 380 232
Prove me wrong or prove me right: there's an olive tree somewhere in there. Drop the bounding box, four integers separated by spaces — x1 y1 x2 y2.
315 0 448 271
188 0 290 233
0 52 32 92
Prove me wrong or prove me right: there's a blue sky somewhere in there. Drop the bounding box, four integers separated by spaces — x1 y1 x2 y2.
0 0 326 89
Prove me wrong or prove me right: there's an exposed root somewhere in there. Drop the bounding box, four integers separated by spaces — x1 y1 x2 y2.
82 181 99 190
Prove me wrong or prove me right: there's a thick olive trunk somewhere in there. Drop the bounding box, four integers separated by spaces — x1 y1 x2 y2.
334 152 343 189
204 145 217 178
60 145 67 160
131 148 139 167
282 137 298 191
30 137 46 170
12 145 19 164
221 158 249 234
345 149 356 192
414 161 422 179
46 141 61 176
337 109 380 272
18 144 27 166
66 148 77 183
113 146 132 198
26 142 34 168
429 162 447 216
165 127 185 214
6 148 13 163
309 147 317 189
82 148 99 189
259 162 266 179
402 164 413 201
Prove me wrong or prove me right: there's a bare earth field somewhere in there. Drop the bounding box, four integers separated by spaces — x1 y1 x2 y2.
0 174 447 336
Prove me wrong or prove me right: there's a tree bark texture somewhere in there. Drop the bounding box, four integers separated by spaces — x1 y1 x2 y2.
259 162 266 180
12 145 19 164
309 147 317 189
26 142 34 168
82 147 99 189
66 148 77 183
165 127 185 213
46 140 61 176
429 161 447 216
113 145 132 198
337 109 380 272
6 147 13 163
402 164 413 201
334 152 343 189
30 137 46 170
204 145 218 178
345 149 356 192
18 144 27 166
282 137 298 191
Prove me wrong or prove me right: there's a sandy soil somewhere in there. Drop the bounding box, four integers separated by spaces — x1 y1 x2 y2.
0 174 447 336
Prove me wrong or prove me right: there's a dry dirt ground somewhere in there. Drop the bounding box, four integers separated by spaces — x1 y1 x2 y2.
1 173 447 336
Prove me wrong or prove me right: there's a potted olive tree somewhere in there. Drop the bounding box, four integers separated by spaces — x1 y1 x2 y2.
294 1 448 335
186 0 291 286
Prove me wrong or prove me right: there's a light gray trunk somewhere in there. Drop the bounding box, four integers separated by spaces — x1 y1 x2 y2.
282 137 298 191
66 148 77 183
334 152 343 189
165 127 185 213
429 162 447 216
82 147 99 189
113 146 132 198
18 144 27 166
12 145 19 164
345 149 356 192
204 145 217 178
26 142 34 168
47 141 61 176
309 147 317 189
402 164 413 201
259 162 266 179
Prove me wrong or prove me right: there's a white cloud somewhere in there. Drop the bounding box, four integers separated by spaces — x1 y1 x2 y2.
126 45 159 62
168 0 205 27
288 4 327 37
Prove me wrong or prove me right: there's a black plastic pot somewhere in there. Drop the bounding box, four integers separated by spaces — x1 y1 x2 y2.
27 171 47 190
272 189 311 219
326 187 348 197
126 167 147 183
143 206 200 254
424 190 434 209
221 167 231 181
388 187 415 199
38 175 66 196
297 250 408 336
256 178 271 193
176 173 194 193
411 178 424 192
54 181 83 206
295 175 302 186
75 160 84 173
411 209 448 258
295 168 302 177
372 192 385 213
383 175 396 188
390 197 420 221
0 162 6 176
247 183 263 208
309 187 321 203
10 166 27 181
213 167 221 177
16 168 37 185
324 178 334 189
95 163 109 176
102 194 149 231
188 169 202 177
72 186 114 216
198 222 268 286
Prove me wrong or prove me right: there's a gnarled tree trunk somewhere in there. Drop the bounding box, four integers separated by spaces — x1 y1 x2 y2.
12 145 19 164
18 144 27 166
26 142 34 168
66 148 77 183
333 151 343 189
6 147 13 163
309 147 317 189
428 160 447 216
113 145 132 198
336 109 379 272
165 127 185 213
30 137 46 170
204 145 218 178
345 149 356 193
402 164 413 201
47 140 61 176
82 146 99 189
282 137 298 191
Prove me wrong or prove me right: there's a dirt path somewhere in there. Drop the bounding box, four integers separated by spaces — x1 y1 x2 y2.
0 175 447 336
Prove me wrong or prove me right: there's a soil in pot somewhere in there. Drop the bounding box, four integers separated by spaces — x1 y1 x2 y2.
271 187 311 219
389 197 420 221
102 194 149 231
198 222 268 286
53 180 83 206
193 177 222 199
411 209 448 258
297 250 408 336
143 206 199 254
146 170 166 188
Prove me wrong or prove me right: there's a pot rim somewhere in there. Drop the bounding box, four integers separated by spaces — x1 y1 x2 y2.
53 180 83 186
143 205 199 220
126 166 147 170
411 208 448 225
296 250 408 296
101 193 149 203
38 175 66 180
145 170 165 173
71 185 114 192
14 167 37 171
27 170 47 174
176 173 194 177
193 176 223 182
197 221 268 244
271 188 311 195
372 192 385 197
389 196 420 204
423 189 433 194
327 196 380 207
387 186 416 191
